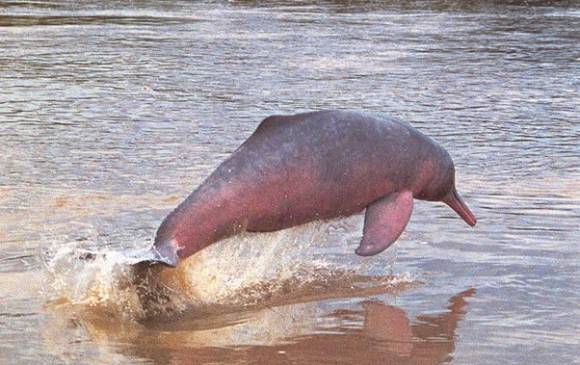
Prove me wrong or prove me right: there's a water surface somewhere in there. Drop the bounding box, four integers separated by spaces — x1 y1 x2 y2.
0 1 578 364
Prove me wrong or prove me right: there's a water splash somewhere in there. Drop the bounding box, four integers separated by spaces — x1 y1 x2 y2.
43 220 417 321
44 244 152 319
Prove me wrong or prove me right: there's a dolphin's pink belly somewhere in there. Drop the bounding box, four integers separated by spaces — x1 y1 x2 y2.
236 159 397 232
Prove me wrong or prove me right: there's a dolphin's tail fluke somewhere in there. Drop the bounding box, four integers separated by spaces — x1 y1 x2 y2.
76 244 179 268
444 188 477 227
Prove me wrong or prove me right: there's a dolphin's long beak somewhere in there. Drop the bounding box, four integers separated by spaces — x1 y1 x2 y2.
444 188 477 227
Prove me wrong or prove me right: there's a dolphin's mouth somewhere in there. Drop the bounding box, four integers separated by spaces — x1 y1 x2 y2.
444 188 477 227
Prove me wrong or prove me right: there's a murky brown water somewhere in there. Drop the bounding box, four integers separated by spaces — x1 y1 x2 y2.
1 1 579 364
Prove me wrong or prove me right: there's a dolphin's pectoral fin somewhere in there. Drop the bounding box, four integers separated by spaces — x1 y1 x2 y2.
355 190 414 257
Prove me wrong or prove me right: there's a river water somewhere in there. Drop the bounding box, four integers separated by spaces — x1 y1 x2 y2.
0 1 578 364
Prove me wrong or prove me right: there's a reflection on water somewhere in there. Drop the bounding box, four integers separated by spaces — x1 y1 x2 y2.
0 0 579 364
43 287 475 365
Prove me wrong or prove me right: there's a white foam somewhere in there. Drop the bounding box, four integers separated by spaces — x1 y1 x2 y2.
42 219 414 320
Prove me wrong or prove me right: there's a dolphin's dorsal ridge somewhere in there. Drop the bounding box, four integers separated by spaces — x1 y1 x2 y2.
254 115 288 134
355 190 414 256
